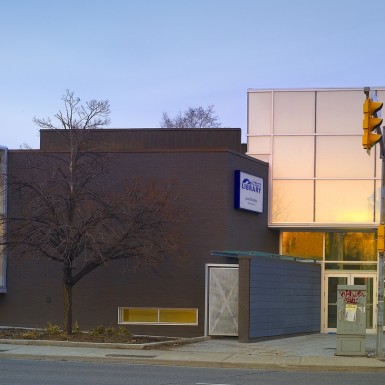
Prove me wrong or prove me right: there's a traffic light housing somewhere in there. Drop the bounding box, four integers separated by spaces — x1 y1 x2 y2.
362 98 383 150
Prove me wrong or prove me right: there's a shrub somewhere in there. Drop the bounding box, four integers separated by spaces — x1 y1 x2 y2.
46 322 62 335
21 330 40 340
105 327 115 335
73 321 81 334
118 326 131 336
90 325 105 336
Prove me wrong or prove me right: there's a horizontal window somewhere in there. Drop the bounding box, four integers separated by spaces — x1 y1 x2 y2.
118 307 198 325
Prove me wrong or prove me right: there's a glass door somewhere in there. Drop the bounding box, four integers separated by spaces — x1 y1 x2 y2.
353 276 374 331
324 273 376 333
326 274 349 330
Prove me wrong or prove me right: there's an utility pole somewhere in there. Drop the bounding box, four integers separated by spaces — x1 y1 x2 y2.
363 87 384 357
378 238 385 357
377 147 384 357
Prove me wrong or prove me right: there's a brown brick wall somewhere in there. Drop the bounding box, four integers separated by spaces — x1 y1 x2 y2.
1 138 278 337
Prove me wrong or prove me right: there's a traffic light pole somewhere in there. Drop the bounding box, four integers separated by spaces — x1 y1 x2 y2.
366 86 384 357
377 148 385 357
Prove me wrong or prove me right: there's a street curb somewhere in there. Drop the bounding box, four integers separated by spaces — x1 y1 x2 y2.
1 351 385 372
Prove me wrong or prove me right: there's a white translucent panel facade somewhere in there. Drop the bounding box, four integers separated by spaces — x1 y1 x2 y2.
247 88 385 227
272 180 314 223
316 136 377 178
316 91 363 134
249 154 270 163
315 180 376 223
273 91 315 134
248 136 271 155
273 136 314 178
248 92 271 135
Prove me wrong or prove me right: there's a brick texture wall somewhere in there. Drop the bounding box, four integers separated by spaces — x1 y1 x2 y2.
1 130 278 337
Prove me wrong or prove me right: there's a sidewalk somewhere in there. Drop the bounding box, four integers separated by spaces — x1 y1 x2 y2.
1 333 385 371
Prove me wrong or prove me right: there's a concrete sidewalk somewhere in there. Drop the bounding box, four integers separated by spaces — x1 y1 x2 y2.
1 333 385 371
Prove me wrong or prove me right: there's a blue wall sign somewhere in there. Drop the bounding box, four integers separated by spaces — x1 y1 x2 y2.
234 170 263 213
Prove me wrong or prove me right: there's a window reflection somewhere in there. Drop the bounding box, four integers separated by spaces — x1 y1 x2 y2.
272 181 314 223
281 232 323 260
316 136 375 178
282 231 377 263
316 180 375 223
325 232 376 262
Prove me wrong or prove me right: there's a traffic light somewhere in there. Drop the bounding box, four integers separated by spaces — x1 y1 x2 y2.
378 224 385 252
362 98 383 150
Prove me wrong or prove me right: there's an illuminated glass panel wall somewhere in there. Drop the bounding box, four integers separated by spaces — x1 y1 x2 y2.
325 232 376 262
247 89 385 227
281 232 323 260
282 231 377 268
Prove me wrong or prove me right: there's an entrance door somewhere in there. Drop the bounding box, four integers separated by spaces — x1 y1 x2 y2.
324 273 376 333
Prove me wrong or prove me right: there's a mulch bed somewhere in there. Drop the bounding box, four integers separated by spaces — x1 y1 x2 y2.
0 328 170 344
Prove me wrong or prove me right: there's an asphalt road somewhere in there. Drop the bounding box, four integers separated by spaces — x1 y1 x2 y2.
0 359 384 385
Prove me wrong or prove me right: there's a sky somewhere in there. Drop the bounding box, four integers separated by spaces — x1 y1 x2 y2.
1 0 385 149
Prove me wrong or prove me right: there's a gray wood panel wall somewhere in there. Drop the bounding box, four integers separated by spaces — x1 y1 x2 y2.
248 257 320 339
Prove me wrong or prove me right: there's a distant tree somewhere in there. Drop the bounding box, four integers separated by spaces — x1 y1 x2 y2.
1 90 181 334
160 105 222 128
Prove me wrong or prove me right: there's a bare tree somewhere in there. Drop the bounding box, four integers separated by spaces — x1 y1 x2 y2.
160 105 222 128
1 91 181 334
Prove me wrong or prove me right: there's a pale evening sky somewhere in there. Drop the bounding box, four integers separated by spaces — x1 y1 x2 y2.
1 0 385 149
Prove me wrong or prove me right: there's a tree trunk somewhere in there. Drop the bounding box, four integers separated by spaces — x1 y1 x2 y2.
63 267 73 335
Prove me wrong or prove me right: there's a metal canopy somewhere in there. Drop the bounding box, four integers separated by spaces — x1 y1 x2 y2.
211 250 318 263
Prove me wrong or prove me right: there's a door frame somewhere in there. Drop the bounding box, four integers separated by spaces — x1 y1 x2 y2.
323 271 377 334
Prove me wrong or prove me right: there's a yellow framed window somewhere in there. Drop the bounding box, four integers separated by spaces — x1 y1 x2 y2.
118 307 198 325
